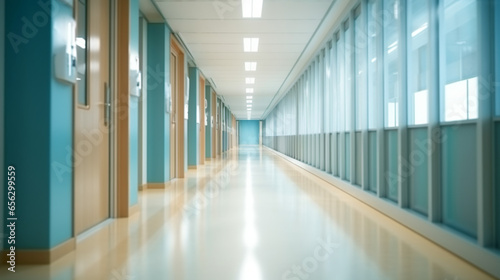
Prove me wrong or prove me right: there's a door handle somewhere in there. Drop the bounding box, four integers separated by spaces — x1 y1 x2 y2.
104 82 111 127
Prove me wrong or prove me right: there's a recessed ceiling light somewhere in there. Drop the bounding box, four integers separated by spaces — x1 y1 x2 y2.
246 100 253 103
246 88 254 93
246 96 253 99
246 78 255 84
247 108 252 111
245 62 257 71
243 38 259 52
242 0 263 18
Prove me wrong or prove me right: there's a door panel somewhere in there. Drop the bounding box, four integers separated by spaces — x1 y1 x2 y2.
170 53 177 179
74 0 110 235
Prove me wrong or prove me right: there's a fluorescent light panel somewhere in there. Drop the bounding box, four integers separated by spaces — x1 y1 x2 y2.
245 62 257 71
242 0 263 18
246 78 255 84
244 38 259 52
246 96 253 99
246 88 254 93
246 100 253 103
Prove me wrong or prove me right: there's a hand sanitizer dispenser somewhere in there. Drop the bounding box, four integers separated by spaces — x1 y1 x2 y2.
130 56 142 97
55 20 77 84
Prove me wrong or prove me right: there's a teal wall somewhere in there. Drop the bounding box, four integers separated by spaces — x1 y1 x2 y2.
4 0 73 249
188 67 199 166
0 0 5 251
368 132 377 192
129 0 139 206
146 23 170 182
239 120 260 145
408 128 428 216
205 85 212 158
385 130 398 202
495 122 500 248
442 124 477 238
496 0 500 116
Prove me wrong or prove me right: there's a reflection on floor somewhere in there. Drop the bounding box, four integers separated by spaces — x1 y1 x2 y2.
0 146 494 280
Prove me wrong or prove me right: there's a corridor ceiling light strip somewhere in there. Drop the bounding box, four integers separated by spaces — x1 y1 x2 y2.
246 88 254 93
246 77 255 84
245 62 257 71
246 100 253 103
242 0 263 18
246 96 253 99
247 104 252 107
244 38 259 52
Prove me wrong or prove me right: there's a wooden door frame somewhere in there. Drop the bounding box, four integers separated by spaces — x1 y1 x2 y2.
170 35 185 178
115 0 130 217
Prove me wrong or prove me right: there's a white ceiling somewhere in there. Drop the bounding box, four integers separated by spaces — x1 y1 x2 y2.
143 0 341 119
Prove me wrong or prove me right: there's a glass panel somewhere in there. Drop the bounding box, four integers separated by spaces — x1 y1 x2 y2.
368 131 377 192
76 0 88 106
408 0 429 125
384 0 400 128
332 36 339 133
385 130 398 202
337 34 345 132
442 0 478 122
355 7 367 131
345 133 351 180
367 0 379 130
355 132 362 186
408 128 428 216
442 124 477 238
333 133 339 177
324 46 331 133
345 20 352 131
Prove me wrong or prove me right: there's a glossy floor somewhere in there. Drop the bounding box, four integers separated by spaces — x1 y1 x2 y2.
1 146 494 280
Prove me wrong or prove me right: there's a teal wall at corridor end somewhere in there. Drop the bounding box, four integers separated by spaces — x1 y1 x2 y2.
3 0 73 249
239 120 260 145
129 0 139 206
188 67 199 166
146 23 170 183
205 85 212 158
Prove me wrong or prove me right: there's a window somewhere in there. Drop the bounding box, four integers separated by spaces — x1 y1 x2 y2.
408 0 429 125
367 0 379 130
344 20 353 131
332 35 339 133
441 0 478 122
384 0 400 128
324 46 331 133
337 32 345 132
354 6 367 130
